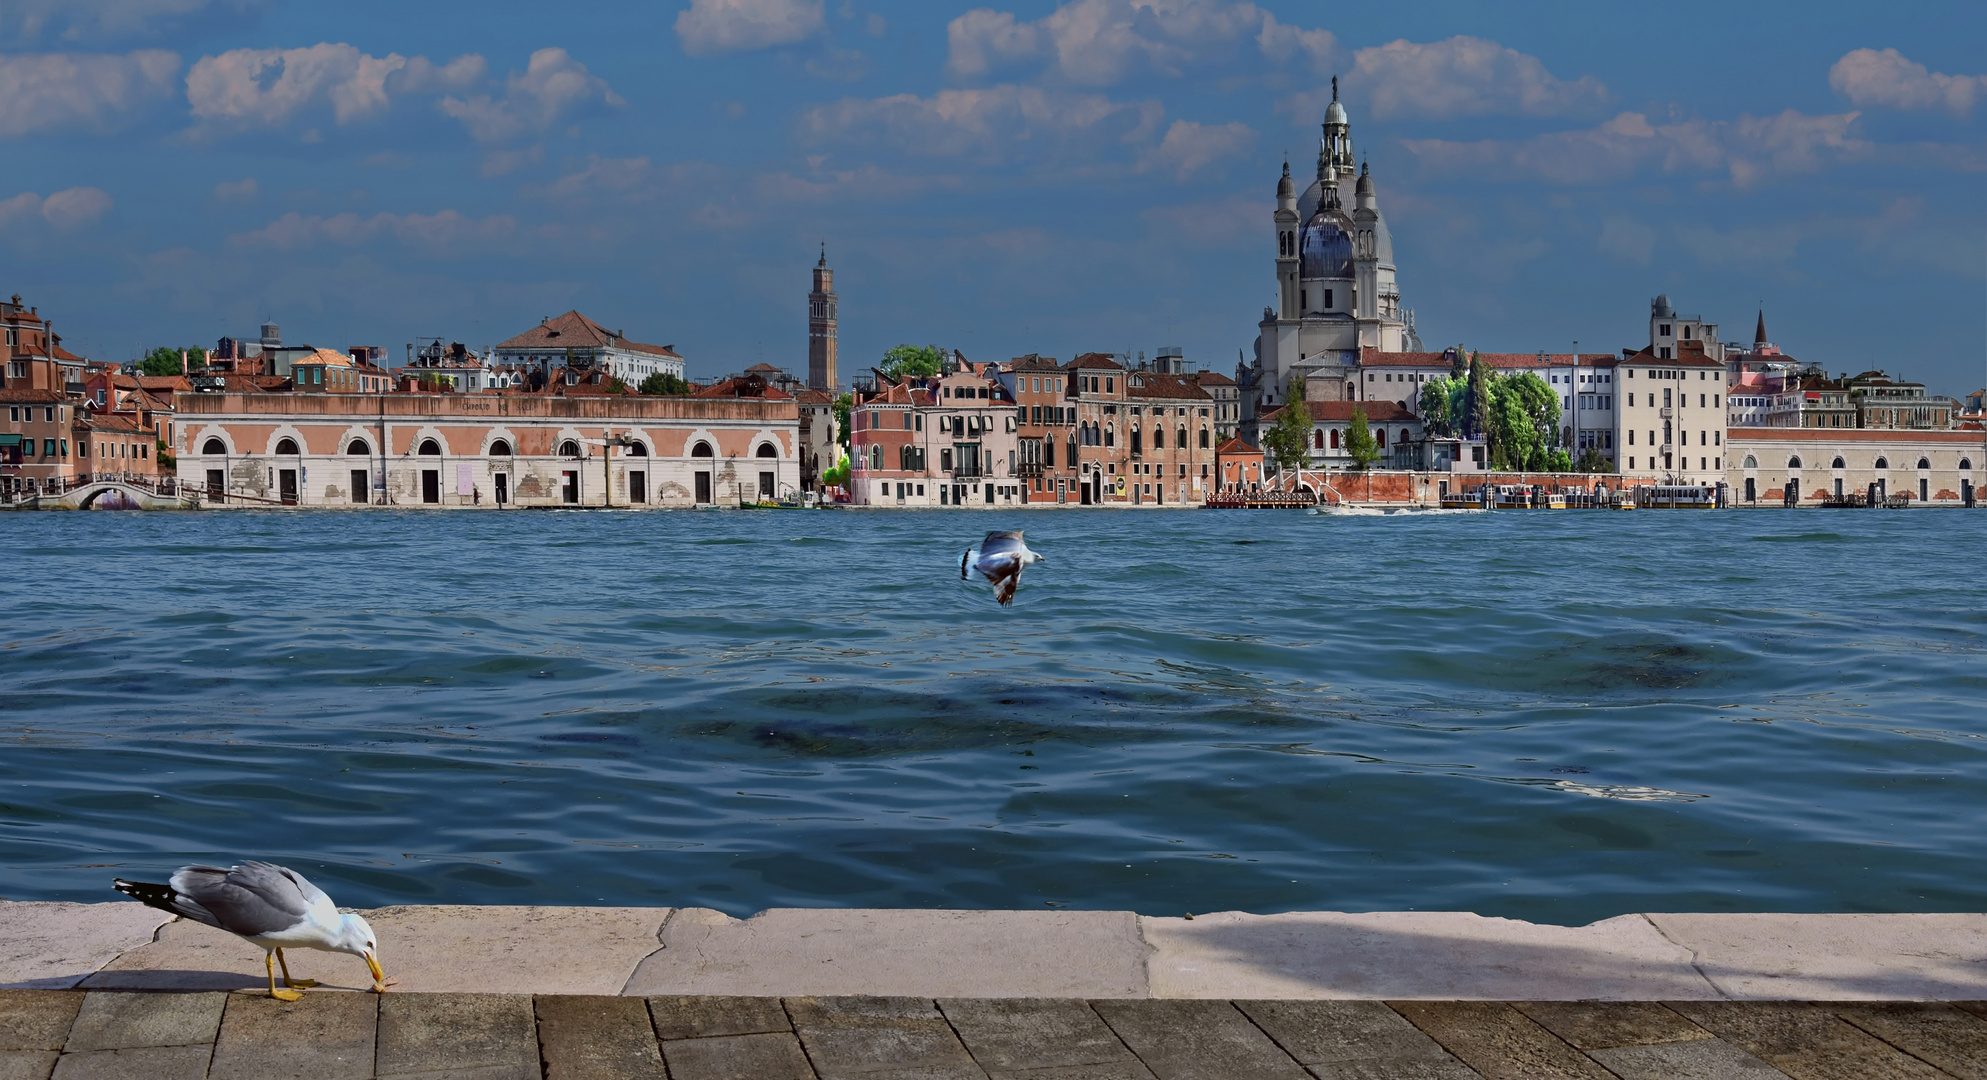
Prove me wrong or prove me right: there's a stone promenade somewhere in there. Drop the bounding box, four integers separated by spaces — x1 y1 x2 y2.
6 989 1987 1079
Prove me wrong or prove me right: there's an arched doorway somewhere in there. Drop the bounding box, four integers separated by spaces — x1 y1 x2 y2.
691 440 714 504
417 438 442 504
754 442 777 502
346 438 372 506
201 437 227 503
274 437 301 504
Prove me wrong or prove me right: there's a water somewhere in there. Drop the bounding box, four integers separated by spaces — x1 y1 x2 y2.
2 508 1983 924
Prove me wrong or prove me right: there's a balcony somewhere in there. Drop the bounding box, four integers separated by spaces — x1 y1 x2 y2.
1659 407 1674 419
1016 462 1045 478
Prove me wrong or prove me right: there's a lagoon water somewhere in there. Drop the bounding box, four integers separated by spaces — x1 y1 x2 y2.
2 507 1984 924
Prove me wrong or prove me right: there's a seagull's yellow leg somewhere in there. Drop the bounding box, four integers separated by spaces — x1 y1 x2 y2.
266 952 302 1002
276 949 318 989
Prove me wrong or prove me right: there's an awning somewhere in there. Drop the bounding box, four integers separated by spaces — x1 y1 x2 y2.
0 434 21 447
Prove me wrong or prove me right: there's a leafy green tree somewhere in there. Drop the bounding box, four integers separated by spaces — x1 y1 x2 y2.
1344 405 1379 469
1545 448 1573 472
821 451 850 489
1419 376 1460 437
638 372 690 395
1576 446 1614 473
1497 371 1562 471
879 344 945 379
1466 352 1490 441
138 346 206 376
1450 345 1468 381
1261 374 1311 473
833 392 853 453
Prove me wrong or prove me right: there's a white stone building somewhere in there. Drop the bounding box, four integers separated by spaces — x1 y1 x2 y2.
494 311 685 387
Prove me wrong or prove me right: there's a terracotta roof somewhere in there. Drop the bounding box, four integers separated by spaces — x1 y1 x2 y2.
1613 344 1725 369
1214 436 1260 455
1125 372 1213 401
495 310 680 359
1006 354 1062 370
0 388 68 403
1067 352 1123 369
1358 348 1614 370
78 413 147 433
694 376 792 401
138 376 192 393
1311 400 1416 422
1193 371 1236 387
794 388 835 404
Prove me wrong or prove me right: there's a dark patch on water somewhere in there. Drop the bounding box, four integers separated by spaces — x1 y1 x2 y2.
539 732 641 747
1754 533 1848 543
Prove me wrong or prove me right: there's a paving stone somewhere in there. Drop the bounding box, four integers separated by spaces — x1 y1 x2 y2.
1667 1001 1948 1080
1512 1001 1711 1049
535 995 664 1080
1235 1000 1465 1072
1588 1039 1788 1079
62 992 224 1052
0 1051 57 1080
1956 1002 1987 1020
1302 1062 1483 1080
661 1032 816 1080
986 1065 1157 1080
208 992 376 1080
1089 999 1308 1080
1837 1003 1987 1080
376 993 538 1080
785 996 984 1079
49 1045 210 1080
938 999 1141 1072
0 904 173 991
648 995 791 1040
1645 913 1987 1000
1387 1002 1612 1080
0 993 82 1050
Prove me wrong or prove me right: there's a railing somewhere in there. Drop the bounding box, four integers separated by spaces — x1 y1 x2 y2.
1015 462 1044 478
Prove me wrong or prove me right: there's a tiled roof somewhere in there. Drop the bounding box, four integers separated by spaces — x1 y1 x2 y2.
1193 371 1236 387
1311 400 1417 422
1006 354 1062 370
79 413 147 433
0 388 68 403
1125 372 1213 401
694 377 792 401
794 388 835 404
1614 344 1725 369
1358 348 1615 370
1214 436 1260 455
495 310 680 359
1067 352 1123 369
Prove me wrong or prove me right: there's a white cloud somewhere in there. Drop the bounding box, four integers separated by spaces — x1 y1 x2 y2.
1351 36 1608 119
799 84 1162 164
1829 48 1981 116
1403 109 1870 189
228 209 517 255
538 155 654 201
186 43 483 130
676 0 824 56
1140 119 1254 179
439 48 623 144
946 0 1333 85
211 176 258 202
0 187 115 229
0 50 178 137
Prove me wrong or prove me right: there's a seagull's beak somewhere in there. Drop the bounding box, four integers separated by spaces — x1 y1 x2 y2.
365 953 386 988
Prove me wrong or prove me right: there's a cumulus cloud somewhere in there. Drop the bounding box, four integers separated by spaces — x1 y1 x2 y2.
947 0 1333 85
186 43 483 130
1830 47 1981 115
0 187 115 229
1351 36 1608 119
799 84 1162 164
1403 109 1870 188
228 209 517 255
439 48 623 143
1140 119 1254 179
211 176 259 202
676 0 824 56
0 50 178 137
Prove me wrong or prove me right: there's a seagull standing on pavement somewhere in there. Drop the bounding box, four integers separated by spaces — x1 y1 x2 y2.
114 862 388 1001
961 530 1045 605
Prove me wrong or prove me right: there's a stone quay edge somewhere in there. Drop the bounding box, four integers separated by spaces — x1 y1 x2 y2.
3 902 1983 1001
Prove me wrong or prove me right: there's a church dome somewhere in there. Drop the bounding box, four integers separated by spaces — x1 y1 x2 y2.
1355 164 1374 197
1299 202 1354 280
1276 162 1293 200
1325 97 1348 126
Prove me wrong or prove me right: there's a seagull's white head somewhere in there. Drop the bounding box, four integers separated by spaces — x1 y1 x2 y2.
333 913 385 985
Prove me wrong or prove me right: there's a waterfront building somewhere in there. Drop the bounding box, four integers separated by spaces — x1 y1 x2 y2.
175 388 797 508
1844 371 1954 430
1727 428 1984 506
83 371 182 450
1194 370 1240 442
1611 339 1726 484
1122 368 1216 504
1647 294 1723 363
1213 437 1266 491
808 248 838 391
1067 352 1127 505
493 311 685 386
999 354 1077 504
848 373 935 507
3 294 85 393
1239 78 1420 429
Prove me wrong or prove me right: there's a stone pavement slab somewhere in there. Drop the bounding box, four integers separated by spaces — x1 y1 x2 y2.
1586 1039 1789 1080
629 908 1146 999
1648 912 1987 1000
938 999 1149 1075
207 992 375 1080
1388 1001 1614 1080
62 992 223 1052
534 995 663 1080
0 1050 57 1080
1511 1001 1711 1049
49 1044 210 1080
1836 1003 1987 1080
648 994 791 1040
0 993 82 1051
1141 912 1715 1000
1667 1000 1950 1080
84 905 669 995
375 993 538 1080
0 906 172 991
1233 1000 1475 1078
660 1031 816 1080
1090 999 1308 1080
786 996 984 1079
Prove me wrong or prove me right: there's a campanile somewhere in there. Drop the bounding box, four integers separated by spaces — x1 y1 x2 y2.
808 246 838 391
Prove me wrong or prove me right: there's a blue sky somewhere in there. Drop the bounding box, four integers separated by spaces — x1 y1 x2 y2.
4 0 1983 393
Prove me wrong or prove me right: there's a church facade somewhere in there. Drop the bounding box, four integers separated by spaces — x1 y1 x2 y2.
1239 80 1419 423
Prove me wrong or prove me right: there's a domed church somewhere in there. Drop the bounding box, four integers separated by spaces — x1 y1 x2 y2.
1241 78 1420 419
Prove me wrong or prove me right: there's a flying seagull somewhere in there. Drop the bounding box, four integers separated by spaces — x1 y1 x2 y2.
114 862 387 1001
961 530 1045 605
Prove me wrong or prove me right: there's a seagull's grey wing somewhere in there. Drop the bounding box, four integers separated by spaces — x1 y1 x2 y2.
169 862 311 937
985 530 1023 542
980 533 1025 559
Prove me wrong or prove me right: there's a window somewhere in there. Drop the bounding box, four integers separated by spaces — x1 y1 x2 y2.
1875 457 1889 469
488 439 511 456
690 441 713 458
1917 458 1930 469
626 441 648 457
416 438 441 456
1788 456 1802 470
1199 427 1210 449
560 439 582 457
347 439 371 455
276 437 300 455
203 438 226 455
756 443 777 458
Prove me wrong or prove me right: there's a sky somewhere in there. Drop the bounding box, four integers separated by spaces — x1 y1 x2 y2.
3 0 1984 393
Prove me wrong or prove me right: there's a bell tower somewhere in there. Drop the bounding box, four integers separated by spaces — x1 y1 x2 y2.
808 243 838 391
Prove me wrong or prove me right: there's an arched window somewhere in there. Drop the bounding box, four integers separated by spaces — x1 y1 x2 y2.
1831 456 1845 469
1177 425 1186 449
1104 424 1114 448
690 441 714 458
1874 457 1889 470
275 437 300 455
559 439 581 457
346 439 371 456
1399 428 1411 445
1131 427 1142 454
202 437 226 455
1917 458 1930 470
489 439 513 457
1375 429 1386 449
756 443 777 458
1330 429 1341 449
1787 455 1802 470
1311 429 1323 450
1067 434 1078 461
1962 458 1974 471
418 438 441 456
1149 426 1161 450
1198 427 1209 449
625 441 647 457
868 444 881 470
1742 455 1758 469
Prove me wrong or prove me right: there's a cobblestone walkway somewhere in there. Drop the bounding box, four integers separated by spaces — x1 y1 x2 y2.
4 990 1985 1079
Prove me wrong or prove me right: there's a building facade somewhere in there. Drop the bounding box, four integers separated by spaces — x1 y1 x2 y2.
493 311 684 386
1728 428 1984 506
808 249 838 391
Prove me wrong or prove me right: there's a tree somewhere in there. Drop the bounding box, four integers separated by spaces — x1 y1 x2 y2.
1466 352 1490 441
821 451 850 489
638 372 690 395
879 344 945 379
138 346 205 377
1343 405 1379 469
1261 373 1311 474
833 392 853 453
1544 448 1574 473
1419 376 1458 437
1576 446 1614 473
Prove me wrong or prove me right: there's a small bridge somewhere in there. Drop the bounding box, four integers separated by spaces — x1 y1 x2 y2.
6 478 200 511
